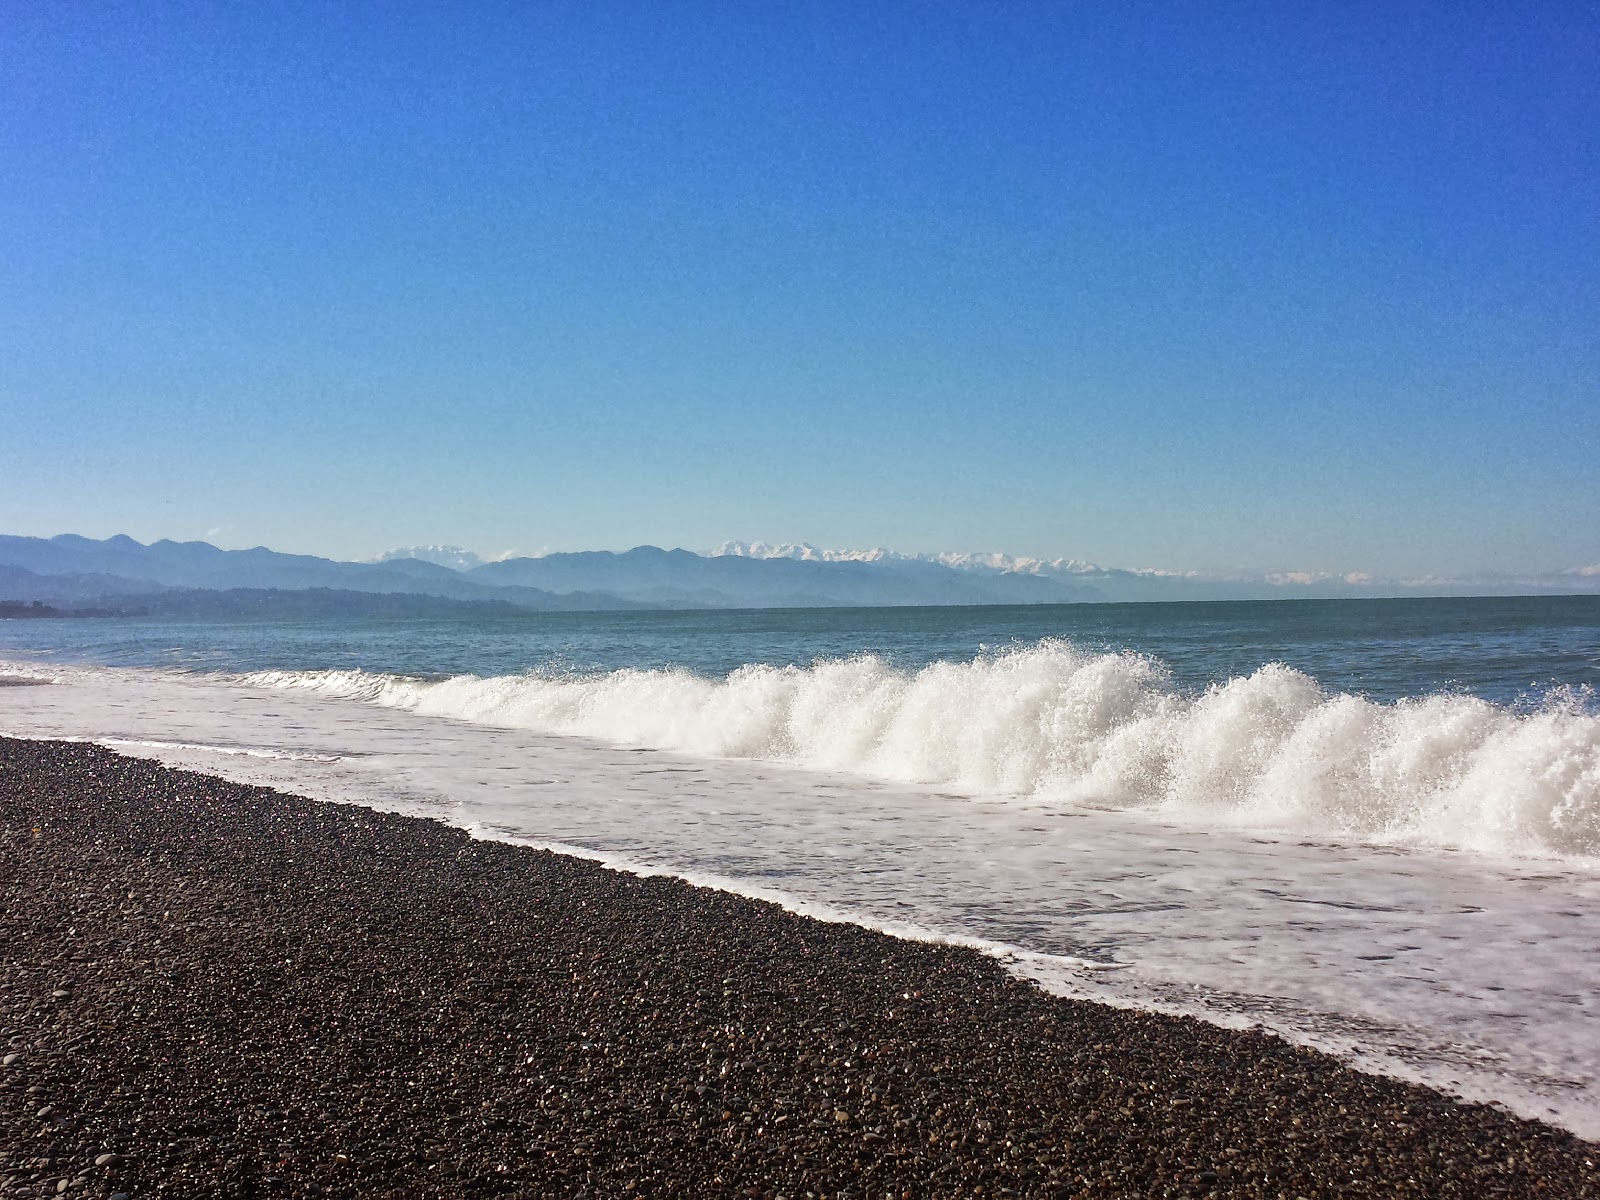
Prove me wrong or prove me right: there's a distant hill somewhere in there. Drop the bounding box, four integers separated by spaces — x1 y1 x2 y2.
4 533 1593 613
0 534 476 594
0 536 638 613
0 599 57 618
0 563 169 604
370 545 486 571
466 546 1099 607
0 533 1100 611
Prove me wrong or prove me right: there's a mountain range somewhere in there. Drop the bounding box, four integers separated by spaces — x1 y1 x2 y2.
0 533 1594 617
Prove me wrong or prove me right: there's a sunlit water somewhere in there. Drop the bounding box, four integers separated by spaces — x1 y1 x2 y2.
1 596 1596 1137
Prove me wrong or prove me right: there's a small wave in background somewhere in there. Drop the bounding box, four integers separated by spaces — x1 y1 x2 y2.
247 639 1599 859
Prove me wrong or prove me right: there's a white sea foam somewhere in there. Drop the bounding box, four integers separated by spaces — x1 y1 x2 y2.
94 737 344 763
244 641 1600 860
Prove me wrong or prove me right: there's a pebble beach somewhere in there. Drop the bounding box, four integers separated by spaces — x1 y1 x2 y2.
2 736 1596 1199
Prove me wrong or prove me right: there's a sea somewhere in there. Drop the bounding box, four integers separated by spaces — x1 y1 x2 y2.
2 595 1597 1138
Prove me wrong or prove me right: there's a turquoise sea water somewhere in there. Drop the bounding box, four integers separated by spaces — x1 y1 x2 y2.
3 594 1596 708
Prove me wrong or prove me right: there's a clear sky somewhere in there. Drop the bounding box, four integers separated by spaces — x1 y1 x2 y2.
2 2 1596 577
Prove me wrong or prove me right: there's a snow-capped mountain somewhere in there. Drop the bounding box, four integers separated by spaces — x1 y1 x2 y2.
713 540 1143 579
370 545 486 571
5 534 1592 614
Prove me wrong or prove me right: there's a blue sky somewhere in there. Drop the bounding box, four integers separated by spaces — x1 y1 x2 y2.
2 3 1596 577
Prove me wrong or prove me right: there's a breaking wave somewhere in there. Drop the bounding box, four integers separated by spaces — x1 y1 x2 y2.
244 640 1600 859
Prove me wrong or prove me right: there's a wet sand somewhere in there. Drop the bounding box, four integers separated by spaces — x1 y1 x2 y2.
2 737 1595 1198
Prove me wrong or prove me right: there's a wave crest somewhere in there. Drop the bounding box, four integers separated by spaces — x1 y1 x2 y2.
244 640 1600 858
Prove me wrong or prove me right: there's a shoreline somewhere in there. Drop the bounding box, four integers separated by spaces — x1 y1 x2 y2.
2 737 1595 1198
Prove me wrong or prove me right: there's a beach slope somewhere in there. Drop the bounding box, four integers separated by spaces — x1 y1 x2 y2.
2 737 1594 1197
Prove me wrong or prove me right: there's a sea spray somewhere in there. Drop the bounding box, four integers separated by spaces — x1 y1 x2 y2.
244 640 1600 858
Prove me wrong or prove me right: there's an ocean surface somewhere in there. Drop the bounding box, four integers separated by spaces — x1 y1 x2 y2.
2 596 1597 1137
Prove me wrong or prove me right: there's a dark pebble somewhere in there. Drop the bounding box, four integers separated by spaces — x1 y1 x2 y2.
2 736 1596 1198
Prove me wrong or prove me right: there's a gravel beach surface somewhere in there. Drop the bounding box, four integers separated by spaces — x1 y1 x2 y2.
2 737 1595 1199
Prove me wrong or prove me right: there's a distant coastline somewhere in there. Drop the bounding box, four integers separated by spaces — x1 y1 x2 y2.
0 599 134 619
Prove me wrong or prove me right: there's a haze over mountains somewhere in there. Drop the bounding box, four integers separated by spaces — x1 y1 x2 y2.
0 534 1595 618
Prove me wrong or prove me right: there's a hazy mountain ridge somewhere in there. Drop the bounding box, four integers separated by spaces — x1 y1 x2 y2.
712 540 1112 577
2 534 1596 615
0 534 1097 610
466 546 1093 607
705 540 1600 599
0 537 639 614
370 545 488 571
